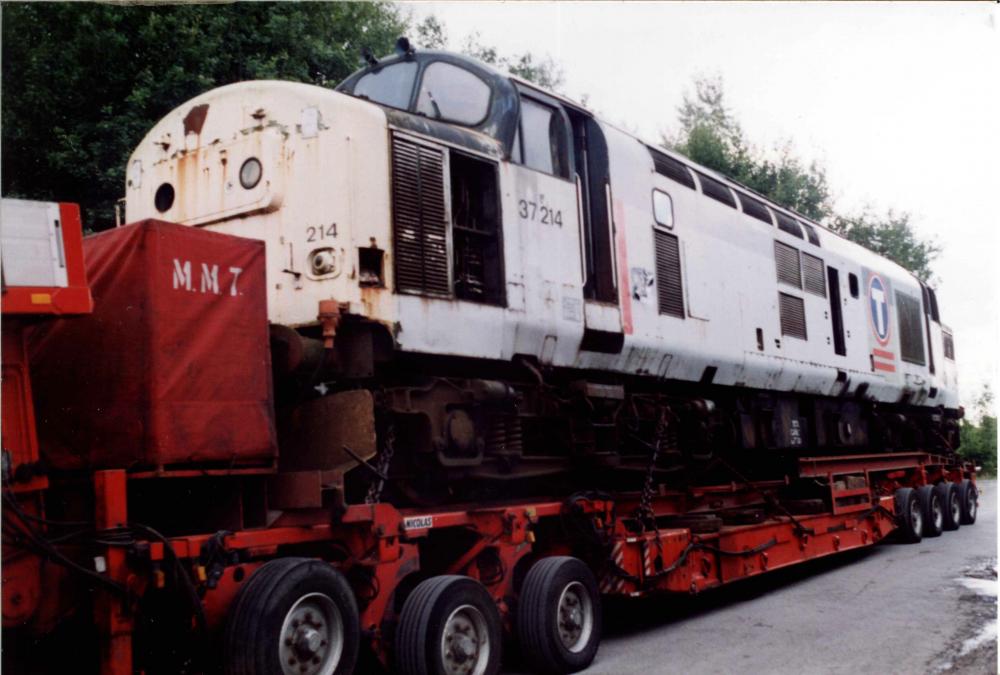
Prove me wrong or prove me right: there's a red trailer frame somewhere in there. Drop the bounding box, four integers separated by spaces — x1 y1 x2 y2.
76 450 974 675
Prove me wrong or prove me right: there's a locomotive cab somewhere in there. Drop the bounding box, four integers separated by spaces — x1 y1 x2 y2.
337 49 621 322
337 49 521 157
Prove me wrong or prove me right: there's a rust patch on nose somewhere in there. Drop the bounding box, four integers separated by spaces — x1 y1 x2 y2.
183 104 210 135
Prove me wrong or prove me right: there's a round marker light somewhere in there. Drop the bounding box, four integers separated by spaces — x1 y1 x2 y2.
239 157 262 189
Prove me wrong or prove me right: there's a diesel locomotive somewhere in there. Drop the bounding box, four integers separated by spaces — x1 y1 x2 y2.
123 45 961 503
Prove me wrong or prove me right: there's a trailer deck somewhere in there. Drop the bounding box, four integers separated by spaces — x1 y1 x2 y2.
73 449 975 675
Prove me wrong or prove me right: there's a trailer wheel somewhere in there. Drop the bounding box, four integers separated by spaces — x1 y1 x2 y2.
915 485 943 537
396 575 501 675
516 556 602 674
935 482 961 531
957 479 978 525
223 557 359 675
894 487 922 544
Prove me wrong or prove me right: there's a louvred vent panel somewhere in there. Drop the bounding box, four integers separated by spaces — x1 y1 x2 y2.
654 229 685 318
391 135 450 297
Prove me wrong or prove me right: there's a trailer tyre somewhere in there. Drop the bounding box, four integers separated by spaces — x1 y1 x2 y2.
224 557 359 675
894 487 922 544
935 482 961 531
517 556 602 674
957 479 978 525
915 485 943 537
396 575 502 675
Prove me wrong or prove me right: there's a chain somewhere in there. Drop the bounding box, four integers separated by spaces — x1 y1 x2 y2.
365 421 395 505
635 412 668 528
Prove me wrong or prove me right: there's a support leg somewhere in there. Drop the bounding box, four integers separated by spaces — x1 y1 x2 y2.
93 470 132 675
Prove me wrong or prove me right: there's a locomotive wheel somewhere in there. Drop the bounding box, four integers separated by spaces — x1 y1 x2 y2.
223 557 359 675
935 482 961 531
516 557 602 675
893 487 922 544
396 575 502 675
915 485 943 537
957 479 978 525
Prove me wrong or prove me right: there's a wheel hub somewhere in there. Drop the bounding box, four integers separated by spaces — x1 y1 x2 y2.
562 605 583 631
441 605 489 675
556 582 594 653
451 634 476 663
910 500 922 533
295 627 323 659
278 592 343 675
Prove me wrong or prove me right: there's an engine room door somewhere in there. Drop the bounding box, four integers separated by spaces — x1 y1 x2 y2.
569 110 623 353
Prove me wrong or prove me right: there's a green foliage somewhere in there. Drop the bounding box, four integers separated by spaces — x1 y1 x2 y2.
958 385 997 477
1 2 405 228
665 76 941 281
415 15 448 50
829 210 940 283
415 17 564 91
667 77 831 221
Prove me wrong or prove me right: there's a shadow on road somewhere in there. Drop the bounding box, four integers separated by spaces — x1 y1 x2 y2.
501 543 900 673
598 545 880 639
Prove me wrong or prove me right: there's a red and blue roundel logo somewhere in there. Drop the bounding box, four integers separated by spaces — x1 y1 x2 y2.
868 274 891 346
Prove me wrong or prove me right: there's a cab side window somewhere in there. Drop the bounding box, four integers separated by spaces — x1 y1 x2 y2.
516 98 569 178
353 62 418 109
415 62 491 125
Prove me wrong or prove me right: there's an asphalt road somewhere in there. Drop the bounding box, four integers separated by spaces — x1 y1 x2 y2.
507 480 997 675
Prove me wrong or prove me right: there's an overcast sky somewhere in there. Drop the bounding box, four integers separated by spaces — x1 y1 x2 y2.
406 1 999 410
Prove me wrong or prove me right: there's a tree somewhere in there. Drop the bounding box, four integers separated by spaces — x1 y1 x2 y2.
958 385 997 476
828 210 940 284
666 76 832 221
414 17 564 91
665 76 941 282
1 2 406 229
415 15 448 50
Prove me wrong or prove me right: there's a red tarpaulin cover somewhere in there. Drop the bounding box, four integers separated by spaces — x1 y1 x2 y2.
30 220 277 471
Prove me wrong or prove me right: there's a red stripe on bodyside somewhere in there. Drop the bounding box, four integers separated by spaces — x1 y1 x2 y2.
614 199 633 335
872 348 895 360
873 360 896 373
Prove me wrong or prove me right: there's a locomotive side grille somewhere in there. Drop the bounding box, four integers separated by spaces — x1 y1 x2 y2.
391 135 450 297
896 291 926 365
943 333 955 360
648 147 696 190
774 241 802 288
802 253 827 297
779 292 807 340
654 229 685 318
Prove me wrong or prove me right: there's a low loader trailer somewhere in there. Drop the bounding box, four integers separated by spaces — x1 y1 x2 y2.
1 204 978 675
6 456 978 675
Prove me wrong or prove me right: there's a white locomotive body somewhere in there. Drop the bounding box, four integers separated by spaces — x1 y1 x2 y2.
126 49 960 496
